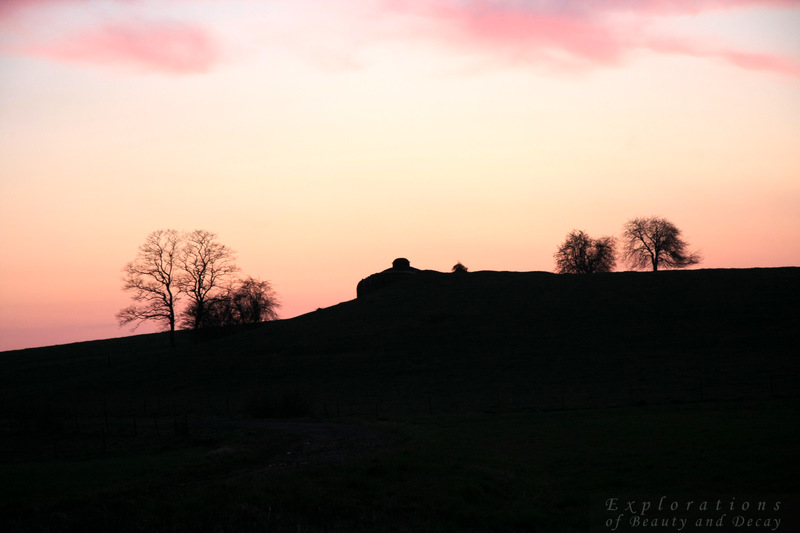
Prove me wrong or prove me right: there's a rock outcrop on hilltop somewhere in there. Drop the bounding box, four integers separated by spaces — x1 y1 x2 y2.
356 258 423 298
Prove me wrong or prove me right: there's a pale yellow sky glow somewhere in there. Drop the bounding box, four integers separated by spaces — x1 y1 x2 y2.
1 0 799 350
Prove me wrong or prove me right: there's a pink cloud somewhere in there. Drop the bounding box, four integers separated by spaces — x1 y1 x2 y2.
599 0 800 15
382 0 800 17
0 1 222 75
646 35 800 77
25 21 220 74
379 0 800 77
0 0 49 19
717 49 800 76
434 7 629 68
3 0 799 77
0 0 95 20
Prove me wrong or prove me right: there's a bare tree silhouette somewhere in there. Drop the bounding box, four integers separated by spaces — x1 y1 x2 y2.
199 277 280 327
622 217 701 271
178 230 239 329
117 229 182 346
231 277 280 324
554 230 616 274
119 229 279 338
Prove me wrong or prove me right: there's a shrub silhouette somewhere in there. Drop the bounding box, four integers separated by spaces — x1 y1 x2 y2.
554 230 616 274
452 262 469 273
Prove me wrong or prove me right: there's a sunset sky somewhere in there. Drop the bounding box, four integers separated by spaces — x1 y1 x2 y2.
1 0 799 351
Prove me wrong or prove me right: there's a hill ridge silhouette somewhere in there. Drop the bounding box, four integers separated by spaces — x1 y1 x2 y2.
2 267 797 417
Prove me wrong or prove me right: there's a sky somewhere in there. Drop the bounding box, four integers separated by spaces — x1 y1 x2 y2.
1 0 799 351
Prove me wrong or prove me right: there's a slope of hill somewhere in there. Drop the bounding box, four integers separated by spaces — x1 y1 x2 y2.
2 268 799 532
2 267 798 420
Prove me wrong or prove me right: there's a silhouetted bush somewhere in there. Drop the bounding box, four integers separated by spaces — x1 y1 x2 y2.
187 277 280 329
554 230 616 274
452 262 469 273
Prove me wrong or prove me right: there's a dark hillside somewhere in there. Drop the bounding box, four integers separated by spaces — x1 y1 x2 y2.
239 267 800 412
2 268 799 532
2 268 798 421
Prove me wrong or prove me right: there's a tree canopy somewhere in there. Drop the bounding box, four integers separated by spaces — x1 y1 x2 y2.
554 230 616 274
117 229 182 344
118 230 279 338
621 217 701 271
178 230 239 330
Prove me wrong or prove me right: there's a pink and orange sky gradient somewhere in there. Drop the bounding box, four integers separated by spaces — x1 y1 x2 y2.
1 0 799 351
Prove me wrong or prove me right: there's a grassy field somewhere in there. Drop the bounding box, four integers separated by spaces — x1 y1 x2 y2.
1 268 798 531
2 401 798 532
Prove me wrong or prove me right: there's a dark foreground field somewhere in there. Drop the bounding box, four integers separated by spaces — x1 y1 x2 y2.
1 268 799 531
